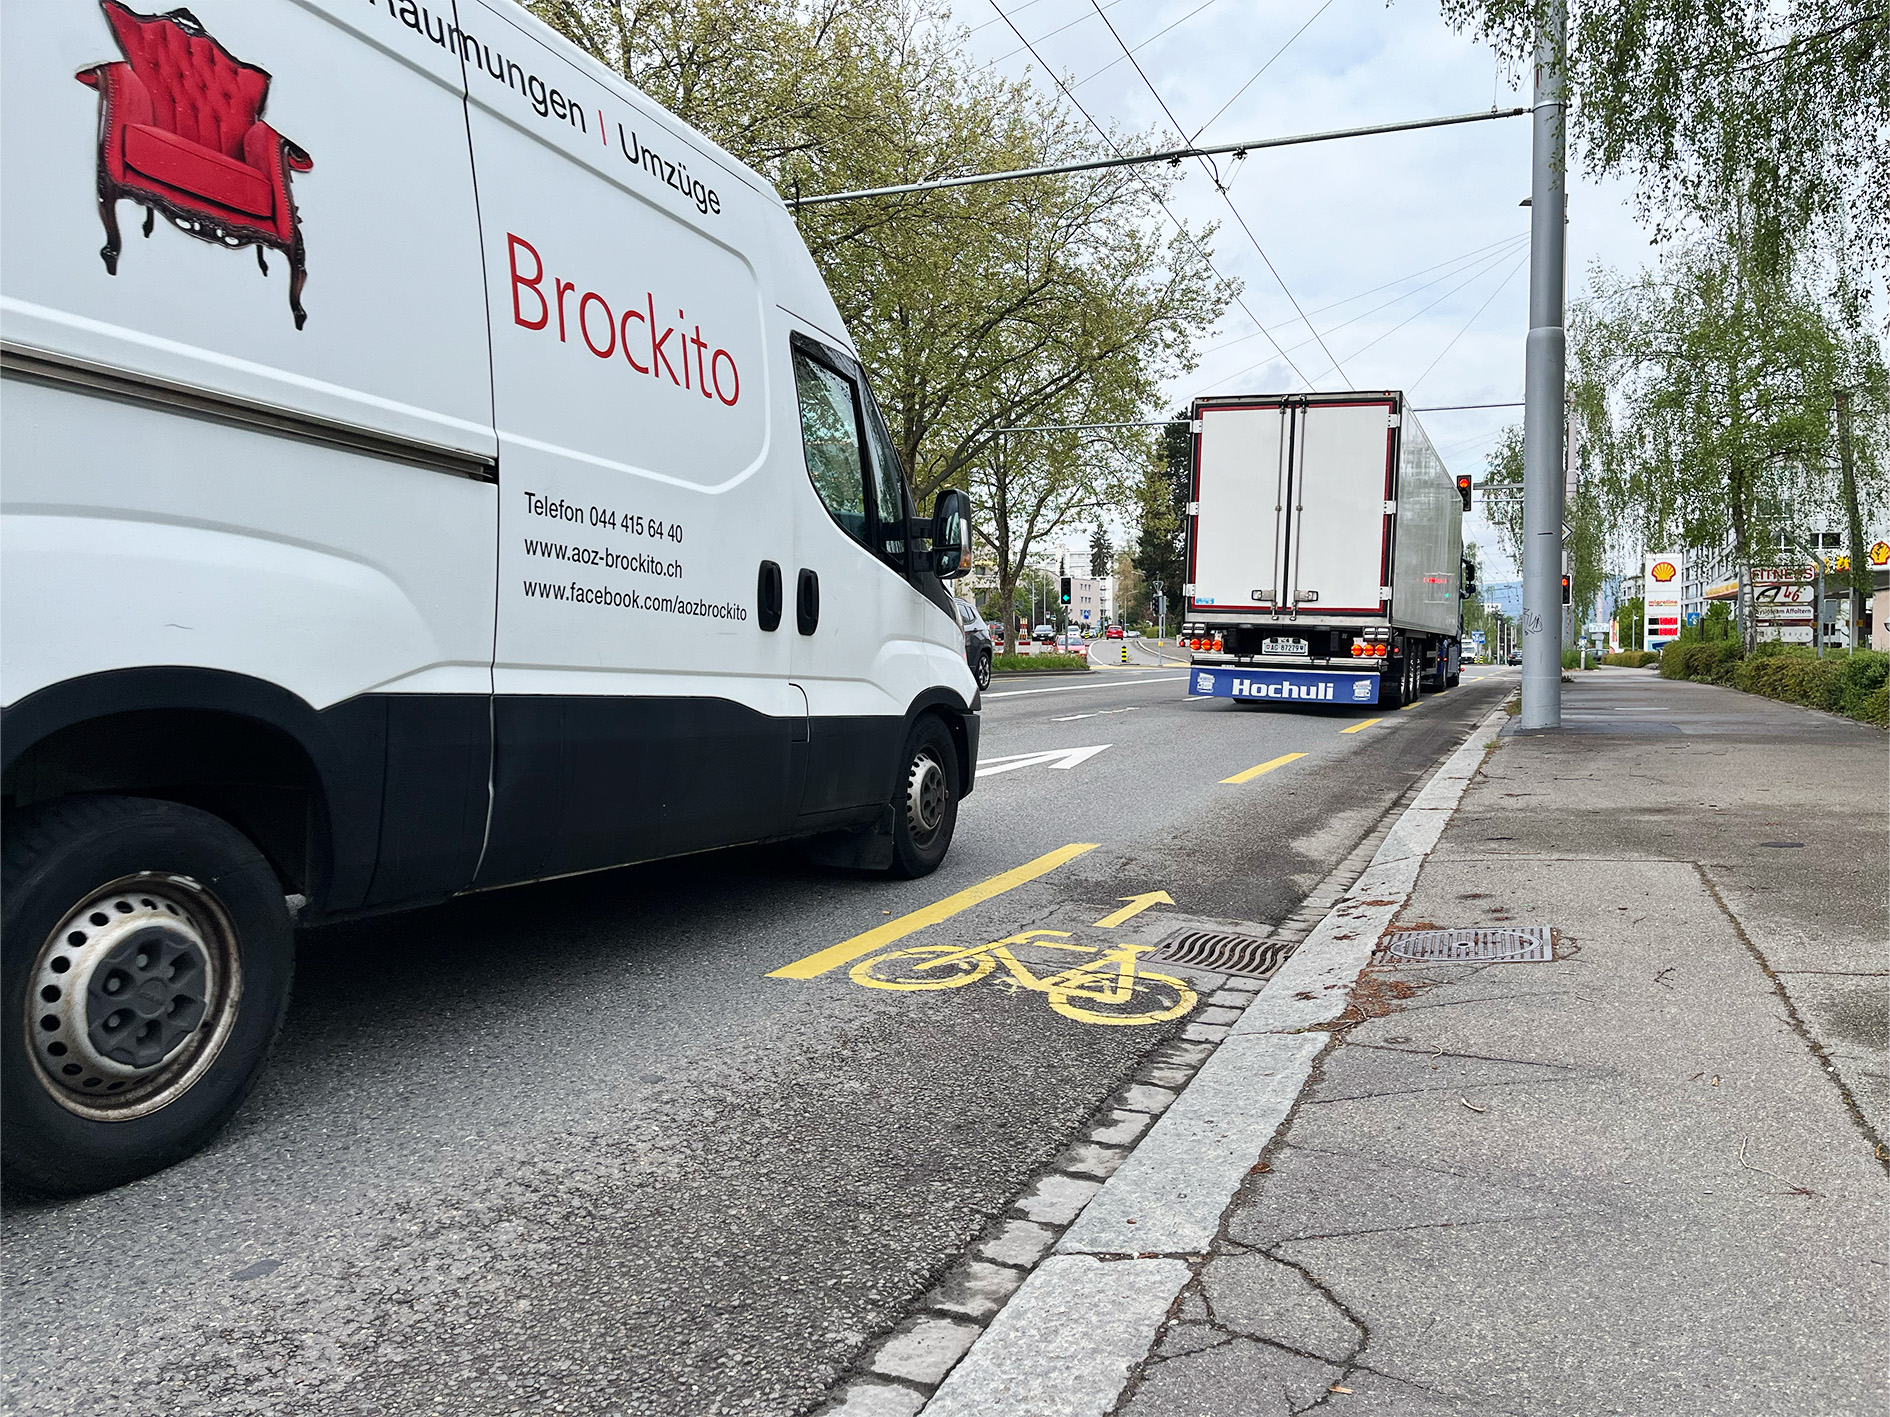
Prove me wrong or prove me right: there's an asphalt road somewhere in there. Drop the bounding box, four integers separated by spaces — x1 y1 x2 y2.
1 664 1514 1417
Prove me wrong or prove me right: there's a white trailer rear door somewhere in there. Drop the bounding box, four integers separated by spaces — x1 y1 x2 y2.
1191 403 1288 610
1286 400 1394 614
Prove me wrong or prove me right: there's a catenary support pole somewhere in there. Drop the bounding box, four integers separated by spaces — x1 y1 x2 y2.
1836 390 1869 645
1521 0 1568 728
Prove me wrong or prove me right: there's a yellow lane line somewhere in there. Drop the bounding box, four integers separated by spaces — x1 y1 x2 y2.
1340 718 1383 734
767 842 1100 980
1400 699 1423 711
1221 752 1306 784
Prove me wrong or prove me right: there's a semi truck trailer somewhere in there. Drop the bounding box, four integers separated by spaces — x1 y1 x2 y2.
1179 391 1474 708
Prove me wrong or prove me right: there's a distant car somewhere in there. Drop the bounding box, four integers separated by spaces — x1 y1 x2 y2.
1126 629 1143 639
1507 651 1522 665
987 622 1005 641
1057 630 1088 653
1033 624 1056 643
1104 625 1125 639
955 598 993 689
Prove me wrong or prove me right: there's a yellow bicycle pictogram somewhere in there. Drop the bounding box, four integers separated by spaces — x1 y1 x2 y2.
849 929 1197 1026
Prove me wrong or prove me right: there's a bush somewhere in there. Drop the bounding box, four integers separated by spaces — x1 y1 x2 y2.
1660 640 1889 728
991 653 1087 672
1660 639 1745 684
1560 648 1594 670
1599 651 1660 667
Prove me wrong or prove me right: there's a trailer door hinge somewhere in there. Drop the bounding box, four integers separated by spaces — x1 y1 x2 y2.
1387 411 1402 428
1188 419 1204 434
1378 586 1393 600
1382 500 1397 515
1186 501 1200 516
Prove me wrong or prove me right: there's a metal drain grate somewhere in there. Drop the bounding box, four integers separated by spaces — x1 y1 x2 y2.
1374 927 1552 964
1149 930 1298 979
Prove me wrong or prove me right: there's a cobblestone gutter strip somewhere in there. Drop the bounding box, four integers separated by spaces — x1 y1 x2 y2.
815 707 1509 1417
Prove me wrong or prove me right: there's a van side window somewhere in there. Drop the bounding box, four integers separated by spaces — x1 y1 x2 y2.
793 348 869 547
861 390 910 569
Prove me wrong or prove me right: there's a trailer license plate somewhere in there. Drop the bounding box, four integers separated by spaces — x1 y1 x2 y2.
1262 637 1308 655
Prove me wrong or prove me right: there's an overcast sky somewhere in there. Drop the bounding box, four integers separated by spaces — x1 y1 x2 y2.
957 0 1651 581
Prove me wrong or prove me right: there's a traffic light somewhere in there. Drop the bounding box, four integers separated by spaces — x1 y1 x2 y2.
1455 474 1472 511
1560 574 1572 605
1059 576 1071 605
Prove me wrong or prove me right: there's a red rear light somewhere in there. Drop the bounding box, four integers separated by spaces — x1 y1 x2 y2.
1374 643 1389 657
1349 642 1363 657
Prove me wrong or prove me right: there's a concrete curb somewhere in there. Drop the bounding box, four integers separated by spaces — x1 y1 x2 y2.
902 705 1511 1417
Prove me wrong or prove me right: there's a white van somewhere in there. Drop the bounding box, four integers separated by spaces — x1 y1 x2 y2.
0 0 979 1194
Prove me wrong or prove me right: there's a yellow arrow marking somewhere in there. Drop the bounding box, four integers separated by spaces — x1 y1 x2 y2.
768 842 1100 980
1221 752 1307 784
1340 717 1383 734
1092 890 1176 928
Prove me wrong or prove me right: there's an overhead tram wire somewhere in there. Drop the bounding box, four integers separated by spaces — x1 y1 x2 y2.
1194 230 1528 357
1406 248 1531 393
980 0 1322 392
1071 0 1226 91
785 107 1529 206
1086 0 1354 385
987 0 1132 67
1189 0 1341 141
1196 236 1528 393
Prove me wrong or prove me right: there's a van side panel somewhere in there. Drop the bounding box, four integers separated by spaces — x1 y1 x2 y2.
1 1 501 913
460 2 807 885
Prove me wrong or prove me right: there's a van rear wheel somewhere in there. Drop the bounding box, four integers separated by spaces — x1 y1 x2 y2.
888 716 959 879
2 796 294 1196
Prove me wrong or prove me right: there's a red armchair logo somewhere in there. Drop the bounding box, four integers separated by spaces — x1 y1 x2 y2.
77 2 314 328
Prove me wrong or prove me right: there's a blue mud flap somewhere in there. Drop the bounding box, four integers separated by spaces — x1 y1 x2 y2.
1187 664 1381 705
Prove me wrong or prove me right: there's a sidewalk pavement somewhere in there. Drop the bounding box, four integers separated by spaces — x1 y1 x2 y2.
916 668 1888 1417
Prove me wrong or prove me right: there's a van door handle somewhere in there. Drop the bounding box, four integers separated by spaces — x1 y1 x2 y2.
758 560 783 631
796 568 820 635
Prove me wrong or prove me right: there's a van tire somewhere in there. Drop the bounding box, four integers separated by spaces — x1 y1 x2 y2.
887 716 959 879
2 796 294 1196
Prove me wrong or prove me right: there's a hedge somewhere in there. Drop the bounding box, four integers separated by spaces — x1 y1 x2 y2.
992 653 1088 673
1599 650 1661 668
1660 642 1889 727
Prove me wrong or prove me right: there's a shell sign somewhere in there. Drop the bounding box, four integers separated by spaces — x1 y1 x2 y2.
1650 560 1679 583
1871 541 1890 568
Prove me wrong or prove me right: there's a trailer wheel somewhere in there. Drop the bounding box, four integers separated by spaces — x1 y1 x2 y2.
2 796 294 1196
887 716 960 879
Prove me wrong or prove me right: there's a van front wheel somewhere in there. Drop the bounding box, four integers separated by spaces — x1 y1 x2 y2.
2 796 294 1196
888 716 960 879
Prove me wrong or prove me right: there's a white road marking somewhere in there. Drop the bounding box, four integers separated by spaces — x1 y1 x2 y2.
1051 707 1141 722
977 745 1113 777
984 675 1186 700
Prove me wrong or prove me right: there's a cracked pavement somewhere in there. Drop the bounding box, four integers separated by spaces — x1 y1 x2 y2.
1119 671 1887 1417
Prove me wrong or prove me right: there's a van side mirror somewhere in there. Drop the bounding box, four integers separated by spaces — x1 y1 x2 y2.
931 489 971 579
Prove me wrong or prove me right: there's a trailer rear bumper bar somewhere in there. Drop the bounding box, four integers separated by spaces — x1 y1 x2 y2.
1186 664 1382 705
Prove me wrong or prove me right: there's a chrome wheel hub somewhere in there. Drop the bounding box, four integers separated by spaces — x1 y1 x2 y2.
28 875 241 1120
905 750 949 844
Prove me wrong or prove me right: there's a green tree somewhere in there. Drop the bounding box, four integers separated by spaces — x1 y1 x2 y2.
1435 0 1888 276
1089 525 1113 578
1131 415 1191 634
1574 236 1888 643
534 0 1229 486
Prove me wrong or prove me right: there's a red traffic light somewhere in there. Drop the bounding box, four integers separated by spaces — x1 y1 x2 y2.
1455 474 1472 510
1560 574 1572 605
